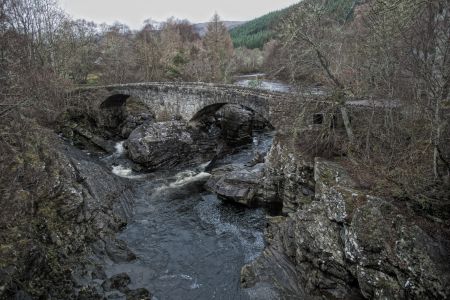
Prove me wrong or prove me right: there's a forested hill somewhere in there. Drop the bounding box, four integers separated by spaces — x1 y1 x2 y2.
229 7 290 49
230 0 359 49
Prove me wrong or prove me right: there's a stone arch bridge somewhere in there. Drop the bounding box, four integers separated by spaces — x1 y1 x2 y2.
70 82 317 131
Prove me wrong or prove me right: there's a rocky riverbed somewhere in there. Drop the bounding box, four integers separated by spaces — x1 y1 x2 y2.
1 91 449 300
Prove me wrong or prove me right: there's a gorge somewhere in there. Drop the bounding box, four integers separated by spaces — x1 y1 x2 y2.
2 81 448 300
2 0 450 298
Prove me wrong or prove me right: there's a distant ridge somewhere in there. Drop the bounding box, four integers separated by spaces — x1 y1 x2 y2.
193 21 247 36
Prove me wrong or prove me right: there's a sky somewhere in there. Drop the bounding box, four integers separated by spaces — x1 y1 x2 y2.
57 0 299 29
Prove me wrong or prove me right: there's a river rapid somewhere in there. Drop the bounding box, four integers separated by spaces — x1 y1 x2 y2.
92 132 274 299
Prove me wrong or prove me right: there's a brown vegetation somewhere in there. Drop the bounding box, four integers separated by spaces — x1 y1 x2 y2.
272 0 450 207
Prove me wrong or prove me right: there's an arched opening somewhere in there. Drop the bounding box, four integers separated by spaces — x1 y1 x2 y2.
98 94 131 129
190 103 228 121
98 94 154 138
100 94 130 108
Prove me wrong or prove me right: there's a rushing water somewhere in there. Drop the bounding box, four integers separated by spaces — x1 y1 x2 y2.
97 132 274 299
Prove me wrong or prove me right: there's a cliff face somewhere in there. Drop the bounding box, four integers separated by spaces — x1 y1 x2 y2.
242 135 450 299
0 122 135 299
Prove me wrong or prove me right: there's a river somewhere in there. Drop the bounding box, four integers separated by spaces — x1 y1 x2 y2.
95 132 274 299
234 73 328 96
234 74 292 93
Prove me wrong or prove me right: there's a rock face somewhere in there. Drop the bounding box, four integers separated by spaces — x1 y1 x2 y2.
126 121 217 170
261 134 316 214
242 137 450 299
0 123 136 299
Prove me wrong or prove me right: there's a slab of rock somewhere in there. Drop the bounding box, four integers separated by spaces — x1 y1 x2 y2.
105 239 136 263
205 163 265 207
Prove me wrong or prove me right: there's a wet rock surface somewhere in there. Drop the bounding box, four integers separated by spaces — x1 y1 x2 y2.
0 124 137 299
205 163 266 207
241 137 450 299
125 121 217 170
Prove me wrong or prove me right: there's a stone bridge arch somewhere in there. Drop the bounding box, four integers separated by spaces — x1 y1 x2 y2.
72 83 302 131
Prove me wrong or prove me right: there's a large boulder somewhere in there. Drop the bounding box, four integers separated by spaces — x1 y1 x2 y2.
344 198 450 299
194 104 271 146
215 104 256 145
126 121 216 170
120 113 154 139
205 164 265 207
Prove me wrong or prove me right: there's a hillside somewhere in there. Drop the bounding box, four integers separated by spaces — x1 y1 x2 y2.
229 7 290 49
230 0 359 49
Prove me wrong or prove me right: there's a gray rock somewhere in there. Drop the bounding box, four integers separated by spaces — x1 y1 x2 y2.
244 149 450 299
104 290 126 300
120 113 154 138
126 121 216 170
104 239 136 263
101 273 131 292
261 134 316 214
205 163 265 207
215 104 255 145
0 125 135 299
125 288 152 300
346 198 450 299
14 291 33 300
314 157 362 223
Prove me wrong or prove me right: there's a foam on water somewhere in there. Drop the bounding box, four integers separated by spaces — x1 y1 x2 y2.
170 171 210 187
195 195 265 263
114 141 125 156
98 135 272 298
112 165 145 179
197 160 211 171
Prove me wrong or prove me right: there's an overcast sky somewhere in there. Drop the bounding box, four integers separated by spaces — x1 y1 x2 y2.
57 0 299 29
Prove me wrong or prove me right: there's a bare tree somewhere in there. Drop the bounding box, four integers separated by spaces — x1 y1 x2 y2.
280 1 355 143
203 13 234 82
